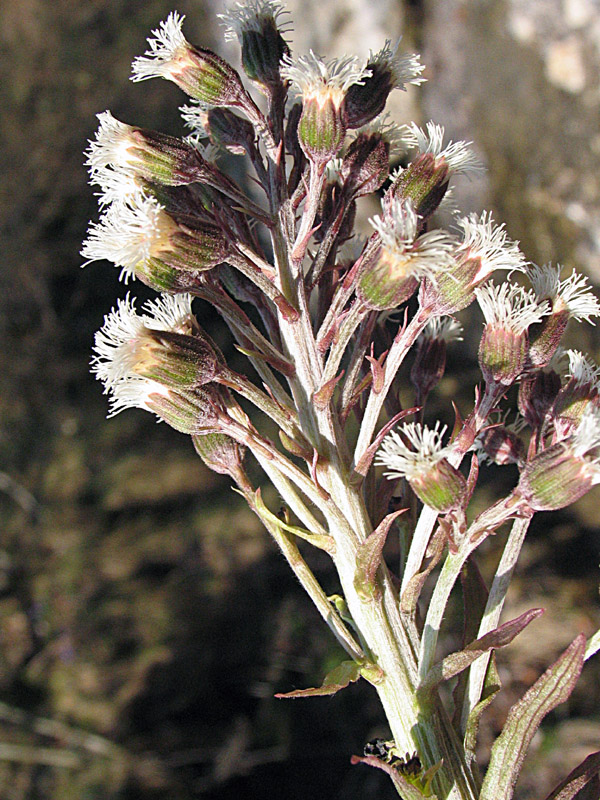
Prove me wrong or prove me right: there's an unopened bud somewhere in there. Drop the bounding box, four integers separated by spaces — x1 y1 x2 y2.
192 432 246 476
411 317 462 400
340 130 391 199
219 0 291 89
205 108 257 155
476 419 525 466
345 40 425 129
518 367 562 430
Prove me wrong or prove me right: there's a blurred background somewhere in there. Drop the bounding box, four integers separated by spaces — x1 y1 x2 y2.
0 0 599 798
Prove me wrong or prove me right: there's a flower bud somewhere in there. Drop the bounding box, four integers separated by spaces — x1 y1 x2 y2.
205 108 257 156
420 213 528 316
281 51 370 165
518 408 600 511
340 129 391 199
518 366 562 431
344 40 425 129
219 0 291 89
475 416 525 466
131 12 251 108
410 316 462 401
376 422 467 513
192 432 246 476
476 283 548 387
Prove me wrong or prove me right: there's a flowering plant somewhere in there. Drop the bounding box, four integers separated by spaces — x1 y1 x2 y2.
83 4 600 797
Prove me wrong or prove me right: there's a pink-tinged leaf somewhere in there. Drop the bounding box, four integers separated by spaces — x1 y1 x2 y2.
313 370 345 409
480 634 586 800
542 751 600 800
350 755 438 800
353 510 406 602
353 407 419 478
420 608 543 693
274 660 361 698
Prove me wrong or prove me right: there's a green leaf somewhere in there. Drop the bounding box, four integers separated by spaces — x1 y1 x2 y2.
354 510 405 601
480 634 586 800
274 660 361 698
252 488 335 553
420 608 543 694
542 750 600 800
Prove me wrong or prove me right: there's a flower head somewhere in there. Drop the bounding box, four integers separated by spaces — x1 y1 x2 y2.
530 263 600 323
281 51 370 164
528 264 600 368
376 422 466 512
358 199 456 309
86 110 208 188
92 293 224 427
376 421 450 480
131 12 248 107
456 212 528 282
282 50 370 106
219 0 291 42
476 281 549 386
518 406 600 511
82 192 177 282
420 212 528 316
91 293 195 390
402 121 484 177
131 12 190 82
81 188 228 287
476 282 548 335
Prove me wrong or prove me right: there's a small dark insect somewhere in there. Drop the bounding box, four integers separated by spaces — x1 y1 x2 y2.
363 738 422 776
